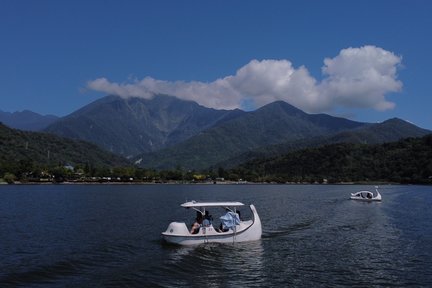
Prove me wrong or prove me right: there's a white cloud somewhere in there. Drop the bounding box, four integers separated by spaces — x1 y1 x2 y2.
87 77 154 99
87 45 402 113
319 45 402 111
225 59 319 110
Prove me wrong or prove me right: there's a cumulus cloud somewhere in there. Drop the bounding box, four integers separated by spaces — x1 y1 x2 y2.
87 45 402 113
319 46 402 111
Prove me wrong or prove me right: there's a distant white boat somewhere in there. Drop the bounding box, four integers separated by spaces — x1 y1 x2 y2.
350 186 382 201
161 201 262 245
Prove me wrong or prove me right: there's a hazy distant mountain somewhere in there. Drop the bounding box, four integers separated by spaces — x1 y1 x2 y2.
0 123 130 167
0 110 59 131
44 95 245 157
135 101 369 170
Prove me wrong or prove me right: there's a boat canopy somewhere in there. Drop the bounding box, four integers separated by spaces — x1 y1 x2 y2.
181 201 245 208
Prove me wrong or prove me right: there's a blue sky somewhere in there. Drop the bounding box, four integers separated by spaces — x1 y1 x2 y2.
1 0 431 130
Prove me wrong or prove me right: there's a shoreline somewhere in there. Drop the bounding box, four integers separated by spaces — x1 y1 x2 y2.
0 180 417 185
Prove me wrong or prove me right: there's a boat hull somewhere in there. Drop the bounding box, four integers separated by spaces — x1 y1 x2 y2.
350 196 381 201
350 190 382 201
162 204 262 245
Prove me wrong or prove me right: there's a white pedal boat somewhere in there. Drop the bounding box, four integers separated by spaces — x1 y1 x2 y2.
161 201 262 245
350 186 382 201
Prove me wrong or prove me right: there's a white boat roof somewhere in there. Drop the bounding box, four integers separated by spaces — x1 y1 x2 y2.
181 201 245 208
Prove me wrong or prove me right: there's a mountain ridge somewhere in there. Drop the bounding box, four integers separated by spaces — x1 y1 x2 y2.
15 94 429 170
134 100 371 170
44 94 245 157
0 110 58 131
212 117 431 169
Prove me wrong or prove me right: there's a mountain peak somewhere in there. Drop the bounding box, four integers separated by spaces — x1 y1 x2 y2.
376 118 430 135
381 117 410 125
258 100 306 116
45 94 245 156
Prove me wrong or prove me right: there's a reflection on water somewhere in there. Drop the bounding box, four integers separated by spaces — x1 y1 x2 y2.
156 241 265 287
262 219 316 238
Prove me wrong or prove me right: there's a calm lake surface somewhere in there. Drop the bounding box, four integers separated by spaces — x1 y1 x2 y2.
1 184 431 287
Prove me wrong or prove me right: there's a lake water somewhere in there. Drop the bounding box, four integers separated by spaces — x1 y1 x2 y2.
1 184 431 287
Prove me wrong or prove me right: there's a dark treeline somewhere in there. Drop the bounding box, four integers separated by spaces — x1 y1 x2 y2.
1 132 432 184
229 134 432 184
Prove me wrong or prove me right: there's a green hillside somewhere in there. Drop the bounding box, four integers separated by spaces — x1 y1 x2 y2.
214 118 431 169
0 123 130 181
229 134 432 184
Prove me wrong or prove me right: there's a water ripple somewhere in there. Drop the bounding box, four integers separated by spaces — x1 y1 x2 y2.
152 241 265 287
1 184 432 287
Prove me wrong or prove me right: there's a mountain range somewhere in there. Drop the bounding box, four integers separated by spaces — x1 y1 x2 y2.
135 100 366 169
0 110 58 131
44 95 244 157
4 94 431 170
134 103 430 170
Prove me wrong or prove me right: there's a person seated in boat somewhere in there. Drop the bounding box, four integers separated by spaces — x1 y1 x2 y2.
190 214 203 234
202 210 213 227
218 223 229 232
236 210 241 221
218 209 240 232
367 193 372 199
220 209 231 232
